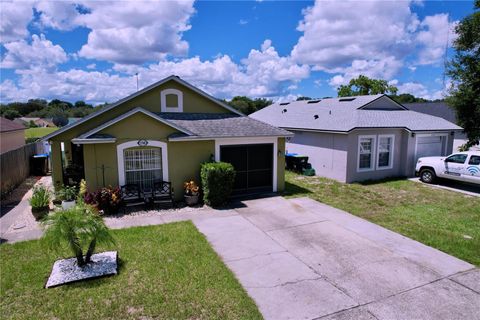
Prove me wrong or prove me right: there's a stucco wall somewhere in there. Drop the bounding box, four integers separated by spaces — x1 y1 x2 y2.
286 130 348 182
277 137 286 191
0 130 25 154
346 129 406 183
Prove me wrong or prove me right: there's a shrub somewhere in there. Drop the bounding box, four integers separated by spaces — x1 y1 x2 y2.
29 185 51 208
84 186 121 215
200 162 235 207
42 204 115 266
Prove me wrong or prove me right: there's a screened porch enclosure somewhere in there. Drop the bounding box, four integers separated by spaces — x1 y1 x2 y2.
123 147 163 189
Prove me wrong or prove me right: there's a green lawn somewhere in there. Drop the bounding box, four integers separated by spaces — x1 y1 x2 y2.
25 127 58 139
0 222 262 320
284 171 480 266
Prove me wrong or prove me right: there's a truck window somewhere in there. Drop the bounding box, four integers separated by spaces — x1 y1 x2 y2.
445 154 468 164
468 155 480 165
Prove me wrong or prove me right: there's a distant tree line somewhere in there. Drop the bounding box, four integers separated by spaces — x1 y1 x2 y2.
0 99 106 127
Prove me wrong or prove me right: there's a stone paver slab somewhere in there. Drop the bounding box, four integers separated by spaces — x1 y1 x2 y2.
248 279 357 320
194 215 285 262
366 279 480 320
268 221 440 304
449 269 480 293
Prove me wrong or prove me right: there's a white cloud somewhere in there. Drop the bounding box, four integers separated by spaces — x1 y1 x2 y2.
29 0 196 64
292 0 418 74
397 81 445 100
327 56 404 87
86 63 96 70
0 1 34 43
77 0 195 64
1 34 68 69
35 1 81 31
239 19 248 25
1 40 310 103
416 14 457 65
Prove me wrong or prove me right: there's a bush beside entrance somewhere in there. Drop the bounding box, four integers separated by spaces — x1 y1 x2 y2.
200 162 235 207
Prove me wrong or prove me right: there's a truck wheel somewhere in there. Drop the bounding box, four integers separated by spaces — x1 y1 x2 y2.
420 168 436 184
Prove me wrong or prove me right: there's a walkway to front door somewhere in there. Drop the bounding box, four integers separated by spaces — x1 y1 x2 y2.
194 196 479 320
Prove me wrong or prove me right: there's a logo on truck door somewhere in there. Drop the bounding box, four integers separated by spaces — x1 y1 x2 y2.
467 166 480 176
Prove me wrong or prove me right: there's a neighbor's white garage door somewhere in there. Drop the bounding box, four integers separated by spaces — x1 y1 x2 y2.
416 136 444 161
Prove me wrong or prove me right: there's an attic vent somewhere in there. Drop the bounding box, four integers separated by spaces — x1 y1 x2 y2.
282 109 288 113
314 115 319 119
280 102 290 106
339 97 356 102
307 100 321 104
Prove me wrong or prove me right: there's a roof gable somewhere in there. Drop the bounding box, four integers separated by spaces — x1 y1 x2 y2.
78 108 193 139
44 75 242 141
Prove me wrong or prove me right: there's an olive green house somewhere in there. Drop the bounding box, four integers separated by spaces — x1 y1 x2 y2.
44 75 292 199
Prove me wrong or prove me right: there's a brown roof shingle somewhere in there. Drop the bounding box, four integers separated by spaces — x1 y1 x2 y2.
1 117 26 133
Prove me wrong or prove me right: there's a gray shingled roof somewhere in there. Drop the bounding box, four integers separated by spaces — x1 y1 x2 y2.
157 113 291 139
403 102 457 124
250 95 462 132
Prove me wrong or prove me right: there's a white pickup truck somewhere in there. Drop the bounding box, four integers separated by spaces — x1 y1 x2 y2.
415 151 480 185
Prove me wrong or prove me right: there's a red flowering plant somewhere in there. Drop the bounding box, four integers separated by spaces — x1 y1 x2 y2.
84 186 121 215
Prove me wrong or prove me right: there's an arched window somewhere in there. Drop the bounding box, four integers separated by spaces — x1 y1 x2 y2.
161 88 183 112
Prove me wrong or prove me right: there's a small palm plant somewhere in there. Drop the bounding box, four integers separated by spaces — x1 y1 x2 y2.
42 204 115 267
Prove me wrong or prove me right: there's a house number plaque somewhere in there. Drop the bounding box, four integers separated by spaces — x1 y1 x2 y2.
137 139 148 146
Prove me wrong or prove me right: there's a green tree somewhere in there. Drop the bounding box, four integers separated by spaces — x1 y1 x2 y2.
1 108 20 120
446 0 480 149
42 204 115 266
337 75 398 97
392 93 429 104
296 96 312 101
227 96 273 115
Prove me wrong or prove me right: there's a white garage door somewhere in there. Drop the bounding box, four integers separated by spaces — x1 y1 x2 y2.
416 136 444 161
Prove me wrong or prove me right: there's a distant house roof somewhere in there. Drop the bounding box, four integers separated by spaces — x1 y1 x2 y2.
403 102 457 124
250 95 461 133
1 117 26 133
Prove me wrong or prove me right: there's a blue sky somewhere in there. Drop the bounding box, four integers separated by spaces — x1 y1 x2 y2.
0 0 475 104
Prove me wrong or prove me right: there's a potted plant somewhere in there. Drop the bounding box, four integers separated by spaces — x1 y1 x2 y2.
183 180 200 206
29 185 51 220
58 185 77 210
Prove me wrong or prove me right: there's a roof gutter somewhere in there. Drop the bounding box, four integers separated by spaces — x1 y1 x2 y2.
71 138 117 144
169 134 293 142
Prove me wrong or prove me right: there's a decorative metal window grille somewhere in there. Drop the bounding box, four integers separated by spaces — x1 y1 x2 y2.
124 148 162 189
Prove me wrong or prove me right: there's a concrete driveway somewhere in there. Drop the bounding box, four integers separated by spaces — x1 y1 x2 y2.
194 196 480 320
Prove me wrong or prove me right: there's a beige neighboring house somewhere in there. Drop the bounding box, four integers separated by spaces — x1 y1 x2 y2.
16 117 55 127
1 117 26 153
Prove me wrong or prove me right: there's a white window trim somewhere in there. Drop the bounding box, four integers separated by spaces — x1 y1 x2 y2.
214 137 278 192
357 135 376 173
376 134 395 170
117 140 168 186
161 88 183 113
